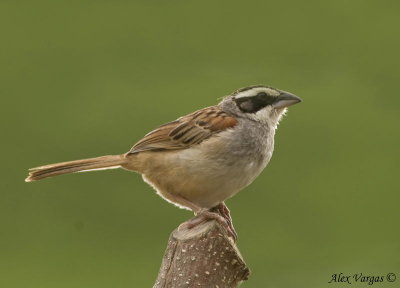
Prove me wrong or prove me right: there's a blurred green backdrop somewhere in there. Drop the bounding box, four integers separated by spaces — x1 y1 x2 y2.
1 1 399 287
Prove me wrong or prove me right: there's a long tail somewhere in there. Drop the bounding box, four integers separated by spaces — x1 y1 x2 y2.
25 155 127 182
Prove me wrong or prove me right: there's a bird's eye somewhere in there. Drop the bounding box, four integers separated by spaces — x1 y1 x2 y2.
234 91 276 113
256 92 267 97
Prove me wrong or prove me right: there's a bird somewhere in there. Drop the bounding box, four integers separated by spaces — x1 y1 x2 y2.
25 85 302 240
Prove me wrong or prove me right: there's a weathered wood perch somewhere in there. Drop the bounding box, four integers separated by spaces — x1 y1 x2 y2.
153 215 250 288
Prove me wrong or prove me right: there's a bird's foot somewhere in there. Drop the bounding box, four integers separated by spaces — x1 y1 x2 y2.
211 203 238 241
182 205 237 242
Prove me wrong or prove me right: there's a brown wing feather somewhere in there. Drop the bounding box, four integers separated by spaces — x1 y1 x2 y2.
127 106 238 154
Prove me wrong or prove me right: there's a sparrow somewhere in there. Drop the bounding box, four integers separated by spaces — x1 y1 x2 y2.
25 85 302 240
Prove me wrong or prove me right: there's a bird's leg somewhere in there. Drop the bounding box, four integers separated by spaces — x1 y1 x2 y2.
210 202 238 241
167 193 237 241
184 208 237 242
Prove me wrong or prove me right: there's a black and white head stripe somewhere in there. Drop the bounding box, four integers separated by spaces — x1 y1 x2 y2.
232 86 280 113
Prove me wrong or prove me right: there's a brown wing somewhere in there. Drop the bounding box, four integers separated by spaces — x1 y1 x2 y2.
127 106 238 154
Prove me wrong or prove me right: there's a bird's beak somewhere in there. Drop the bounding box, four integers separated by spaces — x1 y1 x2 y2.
272 91 302 109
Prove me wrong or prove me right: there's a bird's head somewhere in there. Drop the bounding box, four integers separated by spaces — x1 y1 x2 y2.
220 85 302 127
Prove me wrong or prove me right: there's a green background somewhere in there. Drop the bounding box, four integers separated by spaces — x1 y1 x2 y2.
1 1 399 287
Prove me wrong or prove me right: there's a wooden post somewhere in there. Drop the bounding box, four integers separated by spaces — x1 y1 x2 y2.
153 216 250 288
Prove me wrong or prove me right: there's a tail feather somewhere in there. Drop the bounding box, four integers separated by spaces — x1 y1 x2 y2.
25 155 127 182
